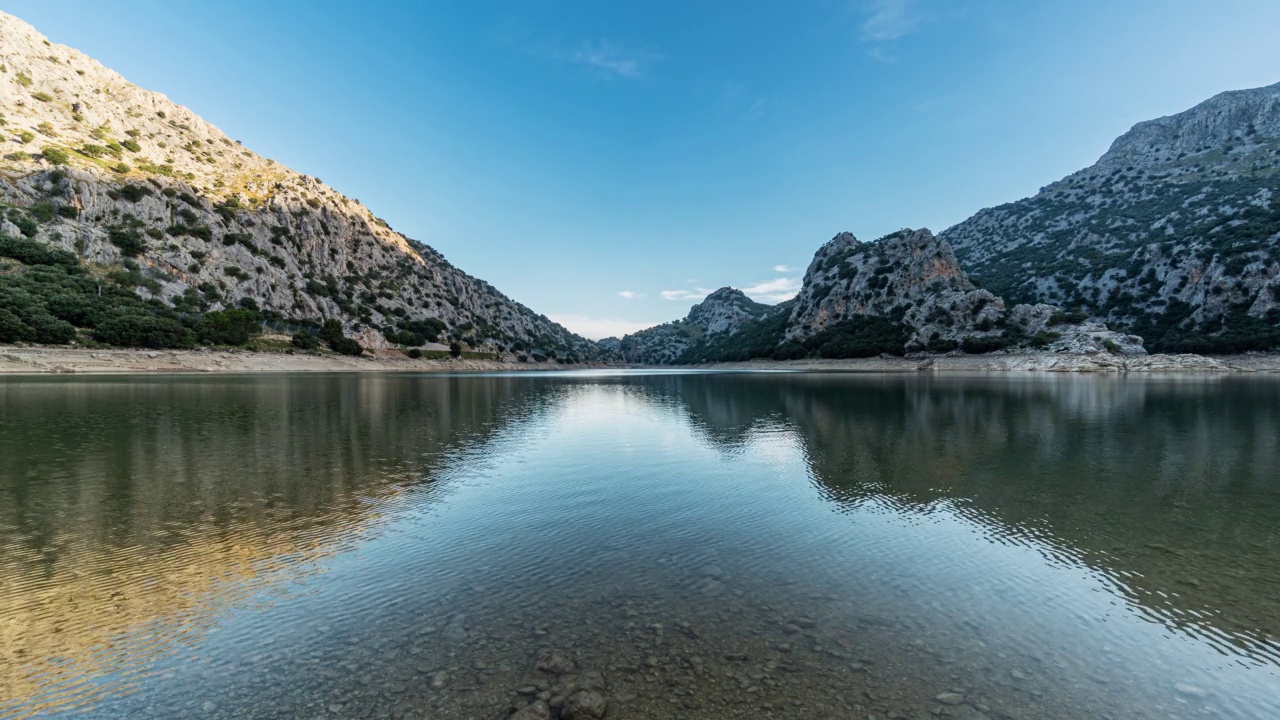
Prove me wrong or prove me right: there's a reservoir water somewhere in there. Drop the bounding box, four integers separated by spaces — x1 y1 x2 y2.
0 371 1277 719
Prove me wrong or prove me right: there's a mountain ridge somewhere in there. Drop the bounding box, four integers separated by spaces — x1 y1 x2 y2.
0 11 600 358
940 79 1280 353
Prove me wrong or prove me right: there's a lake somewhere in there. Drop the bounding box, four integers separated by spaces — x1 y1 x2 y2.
0 371 1277 719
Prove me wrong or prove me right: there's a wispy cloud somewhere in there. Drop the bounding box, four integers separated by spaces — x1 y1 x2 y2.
859 0 922 62
549 314 661 341
862 0 917 42
617 290 642 299
660 288 713 301
741 277 802 303
568 40 660 79
723 82 774 119
772 264 795 273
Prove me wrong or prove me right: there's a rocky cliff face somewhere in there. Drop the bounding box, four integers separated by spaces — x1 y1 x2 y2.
784 229 1143 354
619 287 770 364
0 12 598 357
940 81 1280 353
628 229 1144 365
785 229 998 348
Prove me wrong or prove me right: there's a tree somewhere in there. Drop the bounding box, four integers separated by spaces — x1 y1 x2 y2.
319 318 344 343
449 340 463 358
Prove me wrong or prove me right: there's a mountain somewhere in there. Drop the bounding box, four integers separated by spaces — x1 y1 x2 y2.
940 81 1280 353
618 287 771 364
0 12 599 358
636 229 1143 365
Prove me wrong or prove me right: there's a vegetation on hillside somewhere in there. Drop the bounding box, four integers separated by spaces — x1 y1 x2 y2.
0 232 335 350
945 139 1280 353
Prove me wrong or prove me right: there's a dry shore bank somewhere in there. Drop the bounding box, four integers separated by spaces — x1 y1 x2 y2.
0 345 593 375
2 345 1279 375
699 353 1280 373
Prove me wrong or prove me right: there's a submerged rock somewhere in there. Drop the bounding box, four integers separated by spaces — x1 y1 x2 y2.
561 690 608 720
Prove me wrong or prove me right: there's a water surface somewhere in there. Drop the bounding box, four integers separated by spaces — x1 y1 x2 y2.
1 371 1278 719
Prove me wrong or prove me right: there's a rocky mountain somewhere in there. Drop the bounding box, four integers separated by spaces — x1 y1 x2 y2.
619 287 770 364
941 81 1280 354
633 229 1143 365
0 12 599 358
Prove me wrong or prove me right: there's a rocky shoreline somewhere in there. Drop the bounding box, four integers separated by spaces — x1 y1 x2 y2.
3 345 1278 375
0 345 596 375
694 352 1280 373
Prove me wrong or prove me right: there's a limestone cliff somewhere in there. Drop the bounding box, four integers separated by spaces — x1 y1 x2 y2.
941 81 1280 353
0 12 598 357
619 287 770 364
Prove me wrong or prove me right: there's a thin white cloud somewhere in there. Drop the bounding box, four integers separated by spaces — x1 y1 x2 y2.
859 0 922 63
772 264 795 273
741 277 802 303
723 82 774 119
660 288 713 301
862 0 917 42
617 290 642 299
549 314 662 341
569 40 659 79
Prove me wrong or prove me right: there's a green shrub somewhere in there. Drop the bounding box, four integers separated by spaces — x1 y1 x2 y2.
118 183 151 202
112 162 130 174
449 340 463 357
56 205 77 219
805 314 908 358
107 228 146 257
291 331 319 350
41 147 69 165
18 310 76 343
927 338 959 353
0 234 79 268
407 347 422 359
121 139 141 152
7 212 38 238
15 72 32 87
196 308 259 345
961 335 1011 354
16 130 35 144
0 308 34 343
92 313 192 348
1028 331 1062 348
319 318 344 343
329 336 363 356
78 144 107 158
30 91 53 102
29 203 57 223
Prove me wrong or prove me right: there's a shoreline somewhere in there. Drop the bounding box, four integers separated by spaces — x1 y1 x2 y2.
2 345 1278 375
0 345 597 375
695 352 1280 373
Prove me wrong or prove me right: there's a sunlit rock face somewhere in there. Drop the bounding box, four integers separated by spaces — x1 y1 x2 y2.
0 12 600 358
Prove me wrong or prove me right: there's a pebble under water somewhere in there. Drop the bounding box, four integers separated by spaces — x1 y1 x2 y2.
1 371 1278 719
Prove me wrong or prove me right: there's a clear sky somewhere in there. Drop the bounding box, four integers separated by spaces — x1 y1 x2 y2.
7 1 1280 338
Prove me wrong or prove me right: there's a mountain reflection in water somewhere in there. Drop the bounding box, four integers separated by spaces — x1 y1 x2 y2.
0 372 1276 720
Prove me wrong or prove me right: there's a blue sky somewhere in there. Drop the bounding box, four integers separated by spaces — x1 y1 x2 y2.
8 1 1280 338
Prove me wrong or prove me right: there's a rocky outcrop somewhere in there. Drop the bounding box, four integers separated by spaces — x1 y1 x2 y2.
624 229 1144 365
686 287 769 334
0 12 600 358
785 229 1145 355
941 81 1280 354
784 229 1003 349
619 287 769 364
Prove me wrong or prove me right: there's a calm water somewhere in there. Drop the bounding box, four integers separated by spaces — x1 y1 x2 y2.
1 371 1278 720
